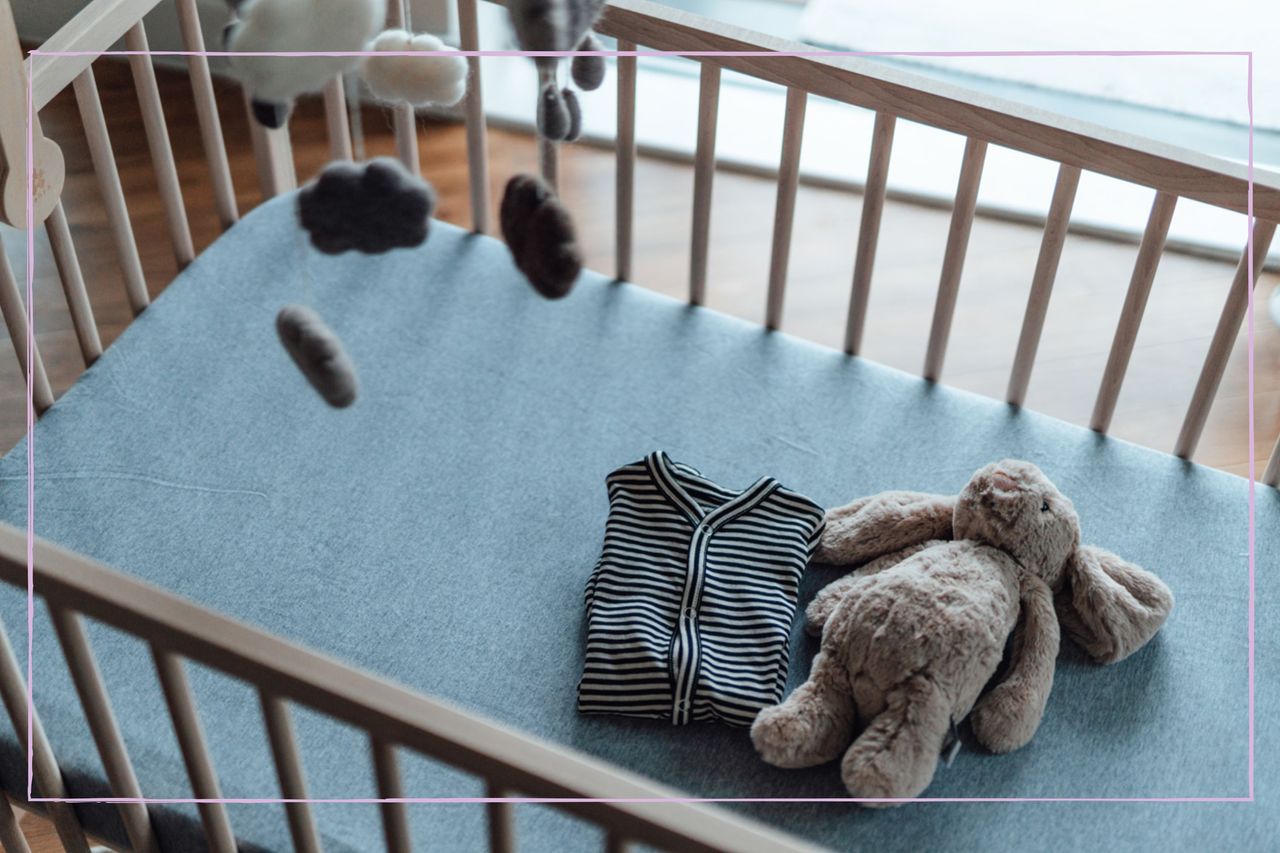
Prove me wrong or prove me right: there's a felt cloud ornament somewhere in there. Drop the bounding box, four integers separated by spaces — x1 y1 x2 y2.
506 0 608 141
225 0 387 128
298 157 437 255
500 173 583 299
361 30 469 108
276 305 359 408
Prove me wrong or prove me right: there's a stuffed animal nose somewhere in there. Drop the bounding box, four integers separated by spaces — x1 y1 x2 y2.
990 471 1019 493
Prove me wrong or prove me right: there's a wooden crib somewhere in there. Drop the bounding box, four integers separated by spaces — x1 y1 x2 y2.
0 0 1278 851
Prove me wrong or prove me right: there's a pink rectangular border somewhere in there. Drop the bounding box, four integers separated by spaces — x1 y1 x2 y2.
20 45 1259 807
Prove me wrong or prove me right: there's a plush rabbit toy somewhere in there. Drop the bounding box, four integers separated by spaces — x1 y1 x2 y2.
750 460 1173 804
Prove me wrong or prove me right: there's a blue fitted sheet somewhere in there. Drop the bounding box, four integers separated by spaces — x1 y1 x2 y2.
1 194 1276 851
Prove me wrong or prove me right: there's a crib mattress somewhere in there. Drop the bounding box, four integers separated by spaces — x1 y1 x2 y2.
1 194 1275 851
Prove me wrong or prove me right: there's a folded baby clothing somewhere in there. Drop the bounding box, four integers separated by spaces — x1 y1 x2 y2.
578 452 825 726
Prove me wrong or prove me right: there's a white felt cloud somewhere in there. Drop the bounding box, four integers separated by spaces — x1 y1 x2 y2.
226 0 387 102
360 30 469 107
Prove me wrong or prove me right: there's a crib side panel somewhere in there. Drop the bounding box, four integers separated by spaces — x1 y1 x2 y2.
0 522 820 853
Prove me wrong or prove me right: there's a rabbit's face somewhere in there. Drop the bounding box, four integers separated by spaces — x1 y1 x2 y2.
954 460 1080 586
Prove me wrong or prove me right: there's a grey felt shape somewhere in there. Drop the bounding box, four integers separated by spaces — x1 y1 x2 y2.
537 81 571 141
500 173 583 300
571 33 606 91
507 0 607 53
297 157 435 255
508 1 607 140
276 304 359 408
250 98 292 130
562 88 583 142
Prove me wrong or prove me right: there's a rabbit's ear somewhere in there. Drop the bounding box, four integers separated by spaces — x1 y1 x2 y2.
816 491 955 566
1055 545 1173 664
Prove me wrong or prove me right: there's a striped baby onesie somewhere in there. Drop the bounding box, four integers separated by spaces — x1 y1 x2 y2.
579 451 825 727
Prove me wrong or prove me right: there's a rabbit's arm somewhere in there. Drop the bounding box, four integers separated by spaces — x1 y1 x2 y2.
804 541 941 636
969 573 1060 754
816 491 955 566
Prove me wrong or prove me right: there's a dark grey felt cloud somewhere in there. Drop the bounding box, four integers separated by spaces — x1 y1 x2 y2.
500 173 583 300
297 158 436 255
276 304 359 408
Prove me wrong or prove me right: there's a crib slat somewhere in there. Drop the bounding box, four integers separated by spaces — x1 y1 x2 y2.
125 21 195 269
176 0 238 229
1006 163 1081 407
48 607 159 853
688 62 721 305
923 137 988 381
485 782 514 853
323 76 354 161
1264 434 1280 488
457 0 491 233
843 111 895 356
0 795 32 853
260 693 323 853
1090 191 1178 433
0 250 55 413
539 136 559 192
45 202 102 367
73 66 150 316
244 91 298 199
0 618 92 853
765 87 807 331
1175 219 1278 459
394 104 421 175
372 738 411 853
388 1 421 176
615 39 637 281
151 648 237 853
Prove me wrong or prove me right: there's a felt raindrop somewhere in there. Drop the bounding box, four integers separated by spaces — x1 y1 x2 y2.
224 0 387 128
361 29 469 108
276 304 359 408
562 88 583 142
537 83 572 142
297 157 437 255
500 173 583 300
571 33 606 91
505 0 608 140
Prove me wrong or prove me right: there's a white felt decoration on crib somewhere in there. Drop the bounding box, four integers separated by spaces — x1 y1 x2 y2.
226 0 388 102
360 30 469 108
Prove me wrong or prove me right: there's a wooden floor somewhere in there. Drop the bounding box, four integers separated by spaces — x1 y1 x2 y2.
2 53 1279 853
3 58 1277 482
11 806 63 853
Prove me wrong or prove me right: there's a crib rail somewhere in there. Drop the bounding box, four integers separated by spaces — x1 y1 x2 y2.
587 0 1280 475
0 522 819 853
594 0 1280 219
